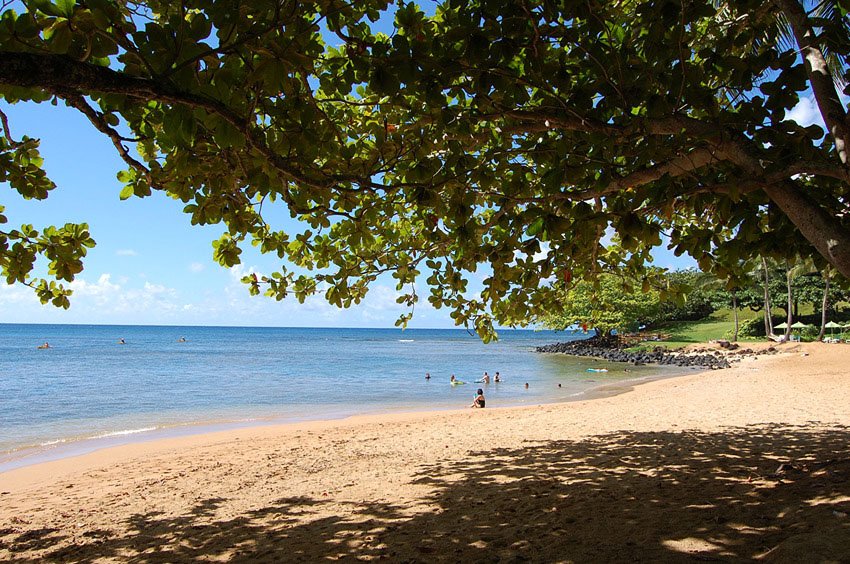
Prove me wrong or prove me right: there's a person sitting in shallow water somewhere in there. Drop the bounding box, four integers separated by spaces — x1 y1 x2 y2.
470 388 485 408
494 372 501 382
472 388 486 408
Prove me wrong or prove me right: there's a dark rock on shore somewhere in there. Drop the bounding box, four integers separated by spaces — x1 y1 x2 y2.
535 338 769 369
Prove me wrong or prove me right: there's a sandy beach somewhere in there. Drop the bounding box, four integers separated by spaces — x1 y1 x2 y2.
1 341 849 562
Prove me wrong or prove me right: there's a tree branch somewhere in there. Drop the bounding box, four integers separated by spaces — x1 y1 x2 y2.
0 51 331 195
763 180 850 279
564 144 742 200
494 109 719 139
0 106 19 147
61 93 152 182
777 160 850 183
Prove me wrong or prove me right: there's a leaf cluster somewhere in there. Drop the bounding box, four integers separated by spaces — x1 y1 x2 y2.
1 0 849 339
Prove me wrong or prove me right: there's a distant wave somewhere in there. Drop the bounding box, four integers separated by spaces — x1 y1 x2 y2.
398 339 415 343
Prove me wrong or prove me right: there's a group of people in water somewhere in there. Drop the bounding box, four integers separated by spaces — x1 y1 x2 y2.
37 337 187 349
424 370 533 409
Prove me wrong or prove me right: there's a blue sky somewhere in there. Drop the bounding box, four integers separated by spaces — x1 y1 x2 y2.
0 99 470 327
0 12 828 328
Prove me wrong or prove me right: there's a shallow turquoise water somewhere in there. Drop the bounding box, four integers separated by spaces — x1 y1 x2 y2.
0 325 665 461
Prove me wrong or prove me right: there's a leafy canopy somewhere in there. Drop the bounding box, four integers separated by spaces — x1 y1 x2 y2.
544 273 661 336
1 0 850 339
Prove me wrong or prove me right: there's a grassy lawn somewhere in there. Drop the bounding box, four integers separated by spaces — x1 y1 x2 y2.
628 309 760 351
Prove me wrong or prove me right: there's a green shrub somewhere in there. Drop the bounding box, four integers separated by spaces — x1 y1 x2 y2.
737 317 765 337
801 325 819 341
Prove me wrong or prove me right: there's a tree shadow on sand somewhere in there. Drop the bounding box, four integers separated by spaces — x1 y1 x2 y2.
5 424 850 562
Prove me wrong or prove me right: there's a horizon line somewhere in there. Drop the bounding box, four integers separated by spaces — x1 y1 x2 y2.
0 321 552 331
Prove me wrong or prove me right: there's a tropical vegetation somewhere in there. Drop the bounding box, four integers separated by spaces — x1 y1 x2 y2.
544 265 850 343
1 0 850 339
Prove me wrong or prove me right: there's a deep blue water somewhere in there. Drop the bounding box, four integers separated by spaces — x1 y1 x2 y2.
0 325 664 461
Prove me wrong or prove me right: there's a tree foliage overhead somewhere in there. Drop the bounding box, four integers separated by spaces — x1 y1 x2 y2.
1 0 850 338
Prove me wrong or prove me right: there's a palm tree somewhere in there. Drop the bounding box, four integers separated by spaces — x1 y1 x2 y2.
819 268 831 341
786 256 837 341
784 261 794 342
761 257 777 338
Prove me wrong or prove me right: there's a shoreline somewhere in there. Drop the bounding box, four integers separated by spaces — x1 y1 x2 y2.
0 361 693 475
1 364 703 494
4 341 849 562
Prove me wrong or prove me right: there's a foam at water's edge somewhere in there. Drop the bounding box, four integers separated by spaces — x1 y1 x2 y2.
92 427 157 439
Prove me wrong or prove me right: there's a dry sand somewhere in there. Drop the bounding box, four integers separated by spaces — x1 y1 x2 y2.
1 341 849 562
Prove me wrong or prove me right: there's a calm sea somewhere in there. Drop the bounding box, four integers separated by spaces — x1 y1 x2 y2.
0 324 670 469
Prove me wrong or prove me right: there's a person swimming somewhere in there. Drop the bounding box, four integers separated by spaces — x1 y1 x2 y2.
494 372 501 382
177 337 187 342
37 342 50 349
118 338 126 345
425 372 431 380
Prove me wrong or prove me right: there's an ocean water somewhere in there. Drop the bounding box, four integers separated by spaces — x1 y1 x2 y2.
0 324 668 467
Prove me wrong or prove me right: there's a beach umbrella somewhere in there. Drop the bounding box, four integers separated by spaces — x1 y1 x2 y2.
825 321 842 339
774 322 789 330
789 321 810 342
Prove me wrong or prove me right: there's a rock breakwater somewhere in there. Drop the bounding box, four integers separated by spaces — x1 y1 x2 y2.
536 339 774 369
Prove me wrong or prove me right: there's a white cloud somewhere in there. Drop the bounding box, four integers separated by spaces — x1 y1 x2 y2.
0 263 456 328
786 96 825 130
0 273 191 324
227 264 261 282
115 249 138 256
70 273 121 298
0 282 39 306
143 281 174 295
189 262 205 273
67 274 182 318
363 284 402 311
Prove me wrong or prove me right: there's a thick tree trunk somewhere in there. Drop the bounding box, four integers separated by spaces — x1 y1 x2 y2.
763 182 850 282
769 2 850 280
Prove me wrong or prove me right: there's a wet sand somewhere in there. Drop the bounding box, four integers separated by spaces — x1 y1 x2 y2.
2 341 849 562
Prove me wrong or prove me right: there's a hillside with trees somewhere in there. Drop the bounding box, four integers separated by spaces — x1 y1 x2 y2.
544 266 850 344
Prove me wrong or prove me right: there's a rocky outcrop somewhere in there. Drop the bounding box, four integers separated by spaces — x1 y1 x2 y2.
536 339 777 369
